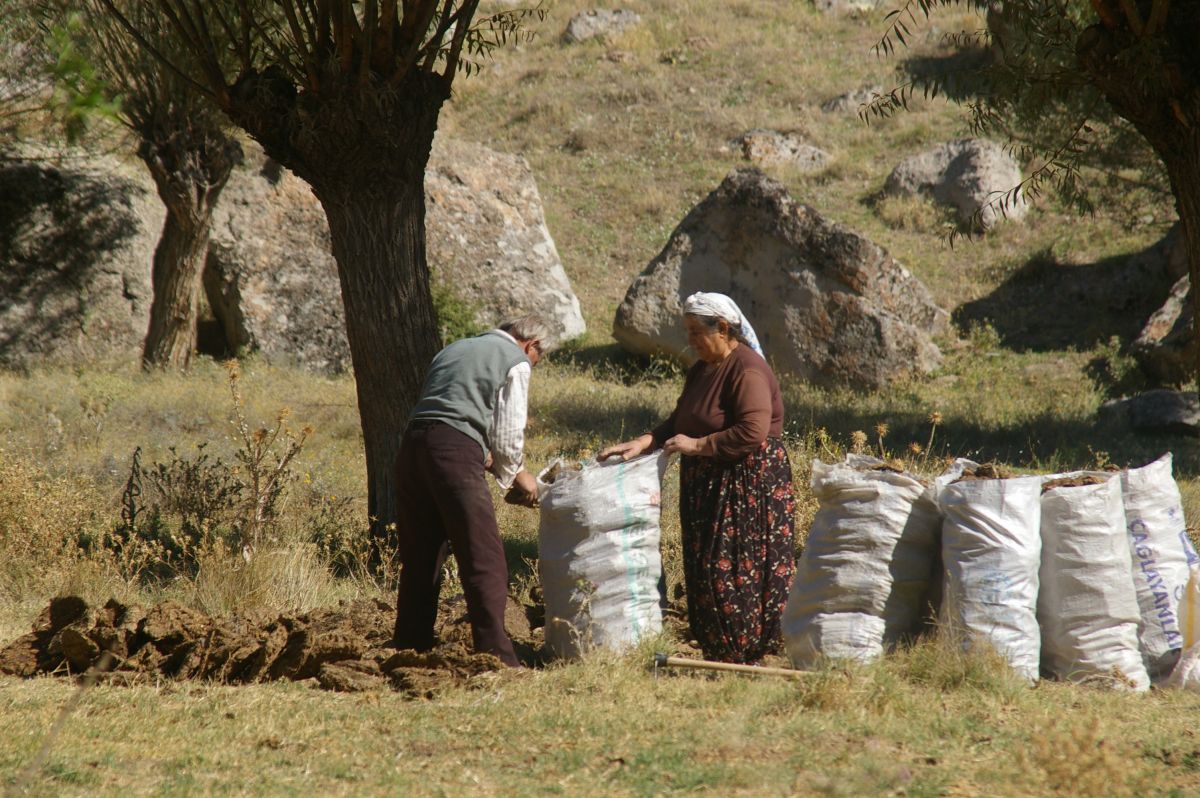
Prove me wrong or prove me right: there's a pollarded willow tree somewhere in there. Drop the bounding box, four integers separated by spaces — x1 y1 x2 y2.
874 0 1200 388
98 0 538 541
59 1 243 370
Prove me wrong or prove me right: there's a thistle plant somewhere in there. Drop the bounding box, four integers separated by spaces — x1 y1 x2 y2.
226 361 312 556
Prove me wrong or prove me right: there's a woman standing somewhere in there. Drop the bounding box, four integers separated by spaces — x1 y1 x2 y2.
600 293 796 663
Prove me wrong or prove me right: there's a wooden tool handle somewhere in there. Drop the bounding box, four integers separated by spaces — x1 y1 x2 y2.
653 652 810 678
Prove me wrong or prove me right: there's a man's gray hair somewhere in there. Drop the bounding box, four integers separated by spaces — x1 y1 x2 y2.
500 315 551 345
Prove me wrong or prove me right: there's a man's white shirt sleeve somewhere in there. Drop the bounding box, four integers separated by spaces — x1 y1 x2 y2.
490 360 530 489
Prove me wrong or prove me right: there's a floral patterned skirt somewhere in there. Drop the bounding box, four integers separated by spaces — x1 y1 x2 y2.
679 437 796 663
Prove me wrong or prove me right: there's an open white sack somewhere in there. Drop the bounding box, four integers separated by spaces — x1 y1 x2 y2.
537 452 668 659
1122 453 1200 678
938 463 1042 682
783 455 940 665
1038 473 1148 690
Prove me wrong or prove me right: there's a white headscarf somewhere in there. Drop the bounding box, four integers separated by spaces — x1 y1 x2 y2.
682 292 763 357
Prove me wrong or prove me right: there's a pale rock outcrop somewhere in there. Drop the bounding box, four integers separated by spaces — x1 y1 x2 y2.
424 138 585 346
733 130 831 171
205 138 584 374
814 0 882 14
204 147 350 374
563 9 641 43
613 168 948 389
0 154 161 369
884 139 1027 230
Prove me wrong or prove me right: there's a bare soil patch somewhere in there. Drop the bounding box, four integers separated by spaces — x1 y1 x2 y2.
0 593 543 698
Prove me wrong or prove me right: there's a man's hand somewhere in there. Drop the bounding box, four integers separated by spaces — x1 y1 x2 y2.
503 469 539 508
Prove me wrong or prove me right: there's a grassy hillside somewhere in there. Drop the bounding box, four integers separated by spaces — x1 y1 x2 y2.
2 1 1200 795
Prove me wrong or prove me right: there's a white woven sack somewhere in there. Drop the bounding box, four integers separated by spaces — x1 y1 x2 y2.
1122 453 1200 678
783 455 940 666
1038 473 1149 690
537 452 668 659
1163 567 1200 691
938 465 1042 682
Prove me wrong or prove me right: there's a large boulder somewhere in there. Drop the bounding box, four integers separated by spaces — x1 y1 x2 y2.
563 9 642 43
613 168 948 389
732 129 831 171
884 139 1027 230
204 138 585 374
0 154 161 369
1126 225 1191 386
1100 390 1200 435
424 138 586 346
204 148 351 374
1132 273 1193 386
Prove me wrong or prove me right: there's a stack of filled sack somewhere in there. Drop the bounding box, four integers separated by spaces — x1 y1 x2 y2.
782 453 1200 690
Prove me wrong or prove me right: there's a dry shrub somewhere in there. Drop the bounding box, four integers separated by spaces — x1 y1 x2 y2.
875 193 952 233
0 454 109 600
893 628 1028 699
790 664 863 711
1016 716 1158 797
185 540 339 617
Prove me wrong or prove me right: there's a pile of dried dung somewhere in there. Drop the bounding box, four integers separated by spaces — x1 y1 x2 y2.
1041 474 1108 493
952 462 1014 482
0 594 542 698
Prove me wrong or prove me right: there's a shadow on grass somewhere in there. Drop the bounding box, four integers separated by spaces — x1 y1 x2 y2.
503 536 539 580
551 340 686 385
539 329 1197 476
900 45 992 104
785 401 1200 477
538 371 1199 477
955 241 1176 353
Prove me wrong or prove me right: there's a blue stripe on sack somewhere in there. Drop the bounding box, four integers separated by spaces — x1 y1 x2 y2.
613 460 643 638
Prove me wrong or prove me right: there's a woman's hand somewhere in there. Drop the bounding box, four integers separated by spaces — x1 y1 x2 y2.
663 434 707 456
598 433 654 461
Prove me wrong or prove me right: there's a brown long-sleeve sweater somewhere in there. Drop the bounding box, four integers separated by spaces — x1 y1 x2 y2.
651 344 784 461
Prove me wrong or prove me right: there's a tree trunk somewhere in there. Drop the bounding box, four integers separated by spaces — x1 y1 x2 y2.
317 180 441 546
139 135 240 369
1077 20 1200 395
142 202 213 368
1162 156 1200 398
223 70 450 553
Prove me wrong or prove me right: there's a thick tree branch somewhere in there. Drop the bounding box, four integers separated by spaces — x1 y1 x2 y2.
441 0 479 80
335 0 354 74
420 1 458 71
279 1 319 91
1116 0 1145 35
360 0 377 86
1145 0 1170 35
233 0 305 85
393 0 440 84
378 0 398 66
316 0 331 54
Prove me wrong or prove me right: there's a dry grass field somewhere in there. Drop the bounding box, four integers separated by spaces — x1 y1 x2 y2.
3 0 1200 795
